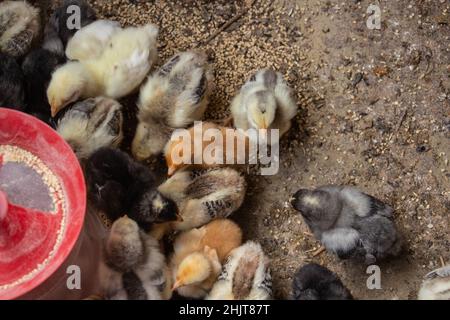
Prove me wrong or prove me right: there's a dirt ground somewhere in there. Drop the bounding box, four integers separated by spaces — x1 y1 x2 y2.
76 0 450 300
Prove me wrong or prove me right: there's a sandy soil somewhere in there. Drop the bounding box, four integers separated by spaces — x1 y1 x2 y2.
78 0 449 299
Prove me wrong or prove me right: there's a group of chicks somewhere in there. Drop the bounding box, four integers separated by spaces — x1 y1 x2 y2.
0 0 448 300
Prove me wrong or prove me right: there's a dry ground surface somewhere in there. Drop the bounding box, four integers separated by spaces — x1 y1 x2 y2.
48 0 449 299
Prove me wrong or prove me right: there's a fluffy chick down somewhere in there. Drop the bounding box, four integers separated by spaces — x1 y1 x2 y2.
291 185 402 264
157 167 247 232
132 50 213 161
57 97 123 160
207 241 272 300
170 219 243 299
99 216 172 300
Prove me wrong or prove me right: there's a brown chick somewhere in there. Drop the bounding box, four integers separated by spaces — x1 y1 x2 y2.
170 219 242 299
164 122 250 176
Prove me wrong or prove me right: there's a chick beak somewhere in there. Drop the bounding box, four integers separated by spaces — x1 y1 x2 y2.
171 280 183 291
50 102 59 118
167 166 176 177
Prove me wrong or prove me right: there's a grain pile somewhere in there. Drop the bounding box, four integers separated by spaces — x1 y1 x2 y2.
89 0 316 123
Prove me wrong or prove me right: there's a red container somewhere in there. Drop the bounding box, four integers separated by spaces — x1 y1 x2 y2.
0 108 86 299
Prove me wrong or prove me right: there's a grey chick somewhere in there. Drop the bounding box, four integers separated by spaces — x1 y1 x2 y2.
50 0 96 46
418 265 450 300
56 97 123 160
132 50 214 161
99 216 172 300
0 53 26 111
292 263 353 300
291 185 402 264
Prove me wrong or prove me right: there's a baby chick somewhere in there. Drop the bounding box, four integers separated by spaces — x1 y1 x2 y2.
231 69 297 138
157 167 246 231
99 216 171 300
0 1 40 58
164 122 250 176
170 219 243 299
41 8 64 56
50 0 96 46
85 147 179 230
22 48 65 125
292 263 353 300
418 265 450 300
291 186 402 264
0 53 26 111
47 24 159 117
56 97 123 159
132 51 213 161
207 241 272 300
66 20 121 61
21 10 66 125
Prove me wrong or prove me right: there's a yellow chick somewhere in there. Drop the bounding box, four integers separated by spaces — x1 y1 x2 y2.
231 69 297 137
170 219 243 299
65 20 121 61
207 241 272 300
164 122 249 176
0 1 40 58
56 97 123 160
132 51 213 161
47 24 159 117
157 167 246 232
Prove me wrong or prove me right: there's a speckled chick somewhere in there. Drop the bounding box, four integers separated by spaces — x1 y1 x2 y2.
132 50 213 161
56 97 123 160
157 167 246 232
207 241 272 300
0 1 40 58
418 265 450 300
99 216 171 300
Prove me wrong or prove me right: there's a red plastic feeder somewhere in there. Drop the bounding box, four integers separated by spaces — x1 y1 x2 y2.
0 108 86 300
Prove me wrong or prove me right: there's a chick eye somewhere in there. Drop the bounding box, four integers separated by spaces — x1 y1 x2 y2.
250 74 256 81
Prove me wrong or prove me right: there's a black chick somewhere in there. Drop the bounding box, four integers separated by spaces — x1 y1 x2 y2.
0 53 26 111
22 49 65 126
21 12 66 127
291 185 402 264
51 0 96 46
292 263 353 300
85 147 179 230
